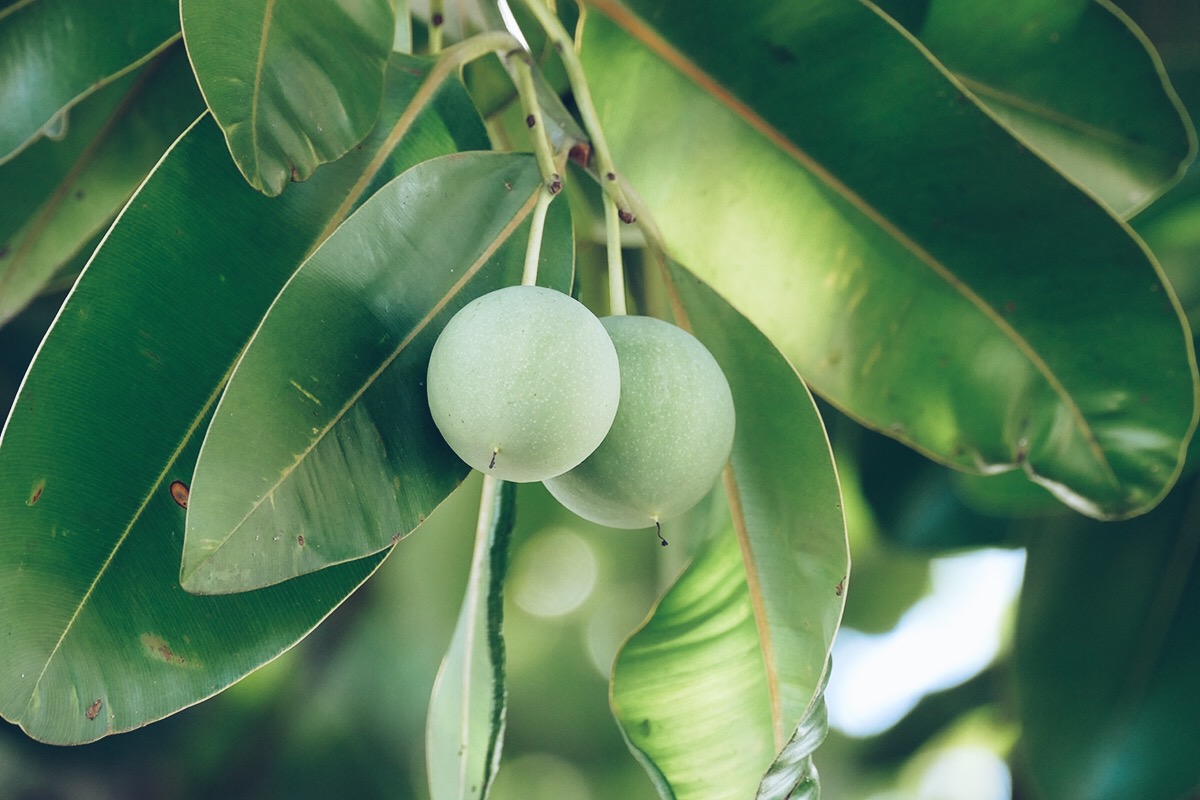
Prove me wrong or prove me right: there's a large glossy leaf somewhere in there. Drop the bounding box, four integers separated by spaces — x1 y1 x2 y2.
181 152 574 593
0 44 203 327
873 0 1194 217
426 477 515 800
0 0 180 164
581 1 1198 521
854 423 1058 551
0 56 489 745
613 529 777 799
610 262 847 799
181 0 395 195
1014 471 1200 800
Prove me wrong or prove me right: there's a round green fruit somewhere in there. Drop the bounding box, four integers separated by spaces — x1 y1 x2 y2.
544 315 735 529
426 285 620 483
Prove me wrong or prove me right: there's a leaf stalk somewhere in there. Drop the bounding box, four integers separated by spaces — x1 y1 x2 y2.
514 0 634 221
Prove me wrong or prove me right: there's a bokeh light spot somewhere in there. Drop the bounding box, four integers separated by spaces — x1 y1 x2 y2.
512 528 598 618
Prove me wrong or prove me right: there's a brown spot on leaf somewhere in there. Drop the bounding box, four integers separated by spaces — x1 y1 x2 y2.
85 699 102 720
142 634 186 665
169 481 189 508
289 164 299 182
28 480 45 506
835 577 846 596
297 534 305 547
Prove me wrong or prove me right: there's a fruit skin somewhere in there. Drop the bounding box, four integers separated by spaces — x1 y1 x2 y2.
426 285 620 483
544 315 735 529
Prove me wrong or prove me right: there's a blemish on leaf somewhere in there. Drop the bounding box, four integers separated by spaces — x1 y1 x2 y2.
289 379 321 405
74 190 85 200
141 634 187 665
525 114 536 128
617 209 636 224
431 11 444 25
835 578 845 596
85 699 102 720
504 181 513 191
289 163 299 182
169 480 189 508
766 42 797 64
28 480 45 506
297 534 305 547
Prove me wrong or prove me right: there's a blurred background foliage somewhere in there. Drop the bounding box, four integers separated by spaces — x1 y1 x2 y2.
3 0 1200 798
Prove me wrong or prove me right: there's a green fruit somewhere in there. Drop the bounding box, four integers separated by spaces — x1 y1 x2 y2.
544 315 735 529
426 285 621 483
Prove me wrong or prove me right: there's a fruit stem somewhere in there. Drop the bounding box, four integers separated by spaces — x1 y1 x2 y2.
507 51 563 195
428 0 445 53
437 30 522 76
604 193 627 315
521 187 555 286
514 0 635 222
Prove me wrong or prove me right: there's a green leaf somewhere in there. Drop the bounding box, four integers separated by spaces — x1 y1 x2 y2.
180 152 574 594
853 426 1056 551
0 55 489 745
873 0 1195 217
613 529 777 800
181 0 395 195
426 477 515 800
581 1 1198 520
1136 172 1200 331
756 682 828 800
0 44 203 327
610 262 847 799
1015 472 1200 800
0 0 180 163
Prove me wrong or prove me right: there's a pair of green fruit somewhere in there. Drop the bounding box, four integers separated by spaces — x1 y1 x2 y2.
426 285 735 531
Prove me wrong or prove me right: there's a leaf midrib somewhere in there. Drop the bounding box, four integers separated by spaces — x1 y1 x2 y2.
587 0 1121 495
249 0 277 184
